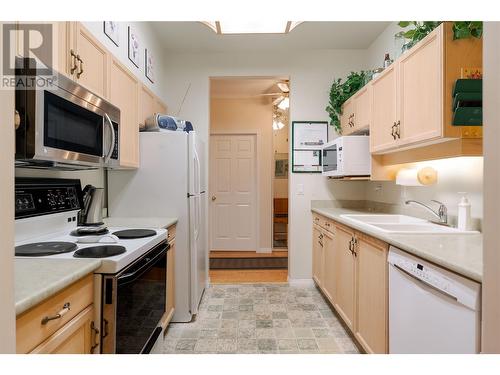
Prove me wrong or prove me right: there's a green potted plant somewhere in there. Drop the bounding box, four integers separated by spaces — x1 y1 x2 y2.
396 21 483 53
326 71 367 134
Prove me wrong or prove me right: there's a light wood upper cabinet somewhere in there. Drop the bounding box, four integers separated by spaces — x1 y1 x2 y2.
334 224 356 331
312 224 324 287
139 84 156 129
370 22 482 155
340 98 355 135
370 64 398 152
109 57 140 168
70 23 109 98
398 26 443 146
322 229 336 303
355 233 389 354
353 85 372 132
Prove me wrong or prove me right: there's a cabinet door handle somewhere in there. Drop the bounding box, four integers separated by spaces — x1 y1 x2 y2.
348 239 353 253
41 302 70 325
70 49 78 74
396 120 401 139
90 321 100 353
391 122 397 140
76 56 84 78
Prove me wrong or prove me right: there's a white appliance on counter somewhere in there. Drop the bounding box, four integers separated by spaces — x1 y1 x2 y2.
388 246 481 353
108 131 208 323
321 136 370 177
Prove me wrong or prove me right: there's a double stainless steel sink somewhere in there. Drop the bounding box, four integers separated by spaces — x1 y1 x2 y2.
339 214 478 234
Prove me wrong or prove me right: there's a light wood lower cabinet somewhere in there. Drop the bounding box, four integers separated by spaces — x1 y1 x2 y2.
16 274 98 354
311 214 389 353
355 232 388 354
30 305 95 354
322 228 336 303
162 224 176 329
312 224 324 287
334 224 356 331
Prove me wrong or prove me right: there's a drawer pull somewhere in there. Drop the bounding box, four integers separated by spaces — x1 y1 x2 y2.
41 302 71 325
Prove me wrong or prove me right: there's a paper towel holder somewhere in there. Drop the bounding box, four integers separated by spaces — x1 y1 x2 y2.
396 166 438 186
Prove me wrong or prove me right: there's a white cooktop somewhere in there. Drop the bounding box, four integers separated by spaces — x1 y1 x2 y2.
15 210 167 274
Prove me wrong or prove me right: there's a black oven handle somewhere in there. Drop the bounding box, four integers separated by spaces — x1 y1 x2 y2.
117 243 169 286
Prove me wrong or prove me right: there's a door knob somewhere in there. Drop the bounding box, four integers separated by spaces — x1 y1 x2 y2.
211 196 216 201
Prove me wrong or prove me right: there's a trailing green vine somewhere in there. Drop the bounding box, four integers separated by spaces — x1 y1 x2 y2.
396 21 483 51
326 71 367 134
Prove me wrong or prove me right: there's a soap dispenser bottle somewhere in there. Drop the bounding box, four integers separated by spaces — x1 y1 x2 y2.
457 192 472 231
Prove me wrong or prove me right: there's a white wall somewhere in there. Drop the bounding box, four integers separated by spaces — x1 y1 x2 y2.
82 22 168 103
162 48 368 279
0 23 16 353
365 22 404 71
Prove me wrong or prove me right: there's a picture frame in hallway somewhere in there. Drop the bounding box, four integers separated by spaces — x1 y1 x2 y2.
275 159 289 178
291 121 328 173
104 21 119 47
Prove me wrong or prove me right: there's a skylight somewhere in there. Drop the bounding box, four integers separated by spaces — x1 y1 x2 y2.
202 21 302 35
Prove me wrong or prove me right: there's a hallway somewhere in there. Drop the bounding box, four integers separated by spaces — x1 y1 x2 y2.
160 283 359 354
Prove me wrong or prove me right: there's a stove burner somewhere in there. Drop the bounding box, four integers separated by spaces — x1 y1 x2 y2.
73 245 126 258
70 228 109 237
112 229 157 239
15 241 77 256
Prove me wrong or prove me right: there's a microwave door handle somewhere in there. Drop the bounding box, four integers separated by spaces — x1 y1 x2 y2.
104 113 115 163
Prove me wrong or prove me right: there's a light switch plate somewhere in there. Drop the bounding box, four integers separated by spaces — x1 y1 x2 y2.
297 183 304 195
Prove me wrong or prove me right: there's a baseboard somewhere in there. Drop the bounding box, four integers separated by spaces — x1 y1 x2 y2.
287 278 315 287
257 247 272 254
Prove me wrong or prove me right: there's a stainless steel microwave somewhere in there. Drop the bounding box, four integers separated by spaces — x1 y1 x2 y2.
15 58 120 169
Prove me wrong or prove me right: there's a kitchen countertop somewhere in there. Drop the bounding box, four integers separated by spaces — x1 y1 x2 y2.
311 207 483 282
15 258 101 316
103 216 178 229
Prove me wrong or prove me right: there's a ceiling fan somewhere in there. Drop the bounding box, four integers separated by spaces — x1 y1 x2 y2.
257 81 290 110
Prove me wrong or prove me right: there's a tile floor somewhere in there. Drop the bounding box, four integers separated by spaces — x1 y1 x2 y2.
160 283 360 354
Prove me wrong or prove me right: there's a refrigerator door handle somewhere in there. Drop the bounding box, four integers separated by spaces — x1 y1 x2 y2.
194 147 201 195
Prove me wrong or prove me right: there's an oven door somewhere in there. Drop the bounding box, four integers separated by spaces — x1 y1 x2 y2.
102 242 168 354
322 142 342 176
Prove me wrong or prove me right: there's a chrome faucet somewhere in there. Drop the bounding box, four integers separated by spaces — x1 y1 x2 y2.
405 200 448 225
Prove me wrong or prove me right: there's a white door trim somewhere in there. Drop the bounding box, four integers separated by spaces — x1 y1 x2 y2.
209 132 260 251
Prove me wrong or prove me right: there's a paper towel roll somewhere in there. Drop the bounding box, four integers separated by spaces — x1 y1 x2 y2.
396 167 437 186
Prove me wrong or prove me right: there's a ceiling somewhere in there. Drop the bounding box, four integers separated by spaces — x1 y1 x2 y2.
210 77 287 99
149 21 390 52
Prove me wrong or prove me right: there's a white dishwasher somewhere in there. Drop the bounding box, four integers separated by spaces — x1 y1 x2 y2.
388 246 481 353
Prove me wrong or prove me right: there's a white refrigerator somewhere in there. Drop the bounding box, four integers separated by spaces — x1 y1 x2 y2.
107 131 208 323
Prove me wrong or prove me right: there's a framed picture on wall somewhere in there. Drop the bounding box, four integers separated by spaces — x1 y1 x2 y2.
128 26 140 68
145 48 154 83
275 159 289 178
103 21 119 47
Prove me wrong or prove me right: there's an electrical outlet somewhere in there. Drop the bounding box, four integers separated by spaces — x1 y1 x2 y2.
374 183 382 194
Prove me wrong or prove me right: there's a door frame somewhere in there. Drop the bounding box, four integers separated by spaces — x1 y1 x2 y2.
209 131 267 252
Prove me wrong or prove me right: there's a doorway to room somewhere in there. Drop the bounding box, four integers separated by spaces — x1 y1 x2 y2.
208 76 290 283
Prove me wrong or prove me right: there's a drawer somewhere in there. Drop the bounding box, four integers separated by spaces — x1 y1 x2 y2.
167 224 176 243
16 274 94 353
312 213 335 233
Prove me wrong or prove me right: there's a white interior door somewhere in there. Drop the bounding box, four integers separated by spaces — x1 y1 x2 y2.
210 134 257 251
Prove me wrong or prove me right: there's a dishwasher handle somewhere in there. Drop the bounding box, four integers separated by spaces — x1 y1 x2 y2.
393 264 459 302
